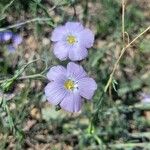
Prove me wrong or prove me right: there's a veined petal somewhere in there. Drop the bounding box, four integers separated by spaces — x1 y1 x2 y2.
79 28 94 48
68 44 88 61
45 82 67 105
67 62 87 80
47 65 67 81
78 77 97 100
60 91 82 112
65 22 84 32
53 42 69 60
51 26 67 42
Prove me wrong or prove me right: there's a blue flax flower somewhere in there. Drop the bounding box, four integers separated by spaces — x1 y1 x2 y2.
51 22 94 61
45 62 97 112
0 31 22 52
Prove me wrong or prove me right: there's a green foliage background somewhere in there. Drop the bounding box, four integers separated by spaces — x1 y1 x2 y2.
0 0 150 149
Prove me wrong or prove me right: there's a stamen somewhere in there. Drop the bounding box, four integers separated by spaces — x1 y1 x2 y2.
67 35 76 44
64 79 75 91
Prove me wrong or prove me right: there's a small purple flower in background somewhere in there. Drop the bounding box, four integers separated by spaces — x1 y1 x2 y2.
141 93 150 103
12 34 23 46
45 62 97 112
1 31 13 41
51 22 94 61
0 31 22 52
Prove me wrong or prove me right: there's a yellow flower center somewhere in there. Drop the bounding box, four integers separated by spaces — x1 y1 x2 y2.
67 35 76 44
64 80 75 91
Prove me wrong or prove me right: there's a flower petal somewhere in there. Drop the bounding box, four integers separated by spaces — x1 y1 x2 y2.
2 31 13 41
53 42 69 60
47 65 67 81
65 22 84 32
68 44 88 61
45 82 67 105
60 92 82 112
51 26 67 42
12 35 23 46
78 77 97 100
67 62 87 80
79 28 94 48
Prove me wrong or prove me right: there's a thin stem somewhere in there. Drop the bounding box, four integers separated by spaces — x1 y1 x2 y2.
106 103 150 113
0 58 47 84
104 26 150 92
110 142 150 148
122 0 125 46
32 0 51 17
130 132 150 138
19 74 46 80
0 0 66 31
125 31 130 44
0 17 54 32
5 103 14 130
2 0 16 14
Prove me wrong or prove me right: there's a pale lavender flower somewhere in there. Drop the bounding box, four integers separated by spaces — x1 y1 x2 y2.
0 31 12 42
51 22 94 61
0 31 23 52
141 93 150 103
12 35 23 46
44 62 97 112
2 31 13 41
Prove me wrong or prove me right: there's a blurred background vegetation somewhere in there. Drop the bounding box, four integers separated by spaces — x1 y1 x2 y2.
0 0 150 149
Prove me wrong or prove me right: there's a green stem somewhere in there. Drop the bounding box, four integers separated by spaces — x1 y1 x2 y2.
1 0 16 14
110 142 150 148
130 132 150 138
0 59 47 84
104 26 150 92
0 17 55 32
19 74 46 80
